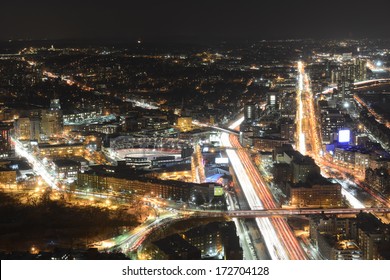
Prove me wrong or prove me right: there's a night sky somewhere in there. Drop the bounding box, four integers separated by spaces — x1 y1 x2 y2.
1 0 390 41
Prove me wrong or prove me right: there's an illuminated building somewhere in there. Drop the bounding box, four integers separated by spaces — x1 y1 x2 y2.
267 92 279 109
244 103 257 123
280 119 295 142
239 123 253 147
333 146 370 173
289 183 342 207
149 167 193 182
0 167 17 188
63 110 99 125
0 122 12 158
52 159 81 180
364 168 390 194
40 99 63 138
177 116 193 132
317 235 362 260
87 124 119 134
41 110 63 138
288 175 342 207
124 154 190 169
14 117 31 140
309 216 362 259
353 58 367 81
337 76 353 102
321 109 346 144
355 213 385 260
111 146 192 170
77 165 224 205
138 116 169 130
181 222 242 260
331 58 367 84
37 143 84 158
251 136 289 152
310 216 354 241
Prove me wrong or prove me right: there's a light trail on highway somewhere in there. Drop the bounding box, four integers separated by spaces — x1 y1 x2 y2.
221 119 307 260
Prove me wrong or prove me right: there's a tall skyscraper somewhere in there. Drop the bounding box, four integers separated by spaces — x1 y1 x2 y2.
337 76 353 102
14 117 31 140
244 103 256 123
0 122 12 158
30 117 41 141
41 99 63 138
41 110 63 137
321 109 346 144
267 92 279 110
354 59 367 81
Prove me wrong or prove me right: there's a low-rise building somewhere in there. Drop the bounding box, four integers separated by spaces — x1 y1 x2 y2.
77 165 224 205
365 168 390 194
288 175 343 207
182 222 242 260
151 234 201 260
334 146 370 173
0 167 17 188
52 159 81 181
37 143 84 158
355 213 386 260
317 234 362 260
291 155 320 184
251 136 289 152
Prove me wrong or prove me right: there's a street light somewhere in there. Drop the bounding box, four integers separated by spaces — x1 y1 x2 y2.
30 246 38 254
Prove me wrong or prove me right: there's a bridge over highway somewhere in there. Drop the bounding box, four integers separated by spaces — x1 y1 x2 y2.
321 78 390 95
190 207 390 218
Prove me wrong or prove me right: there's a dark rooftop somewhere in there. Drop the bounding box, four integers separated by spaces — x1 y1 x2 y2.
153 234 201 260
53 159 80 167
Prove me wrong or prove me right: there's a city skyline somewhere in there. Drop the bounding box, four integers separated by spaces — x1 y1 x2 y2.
1 0 390 264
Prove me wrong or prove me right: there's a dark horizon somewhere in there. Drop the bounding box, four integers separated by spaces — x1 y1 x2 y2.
1 0 390 42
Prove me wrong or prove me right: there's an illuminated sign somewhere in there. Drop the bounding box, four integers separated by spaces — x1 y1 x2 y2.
338 129 350 143
214 187 224 197
215 157 229 164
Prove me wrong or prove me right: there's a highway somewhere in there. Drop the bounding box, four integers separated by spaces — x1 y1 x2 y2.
221 120 308 260
91 212 182 254
226 192 259 260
